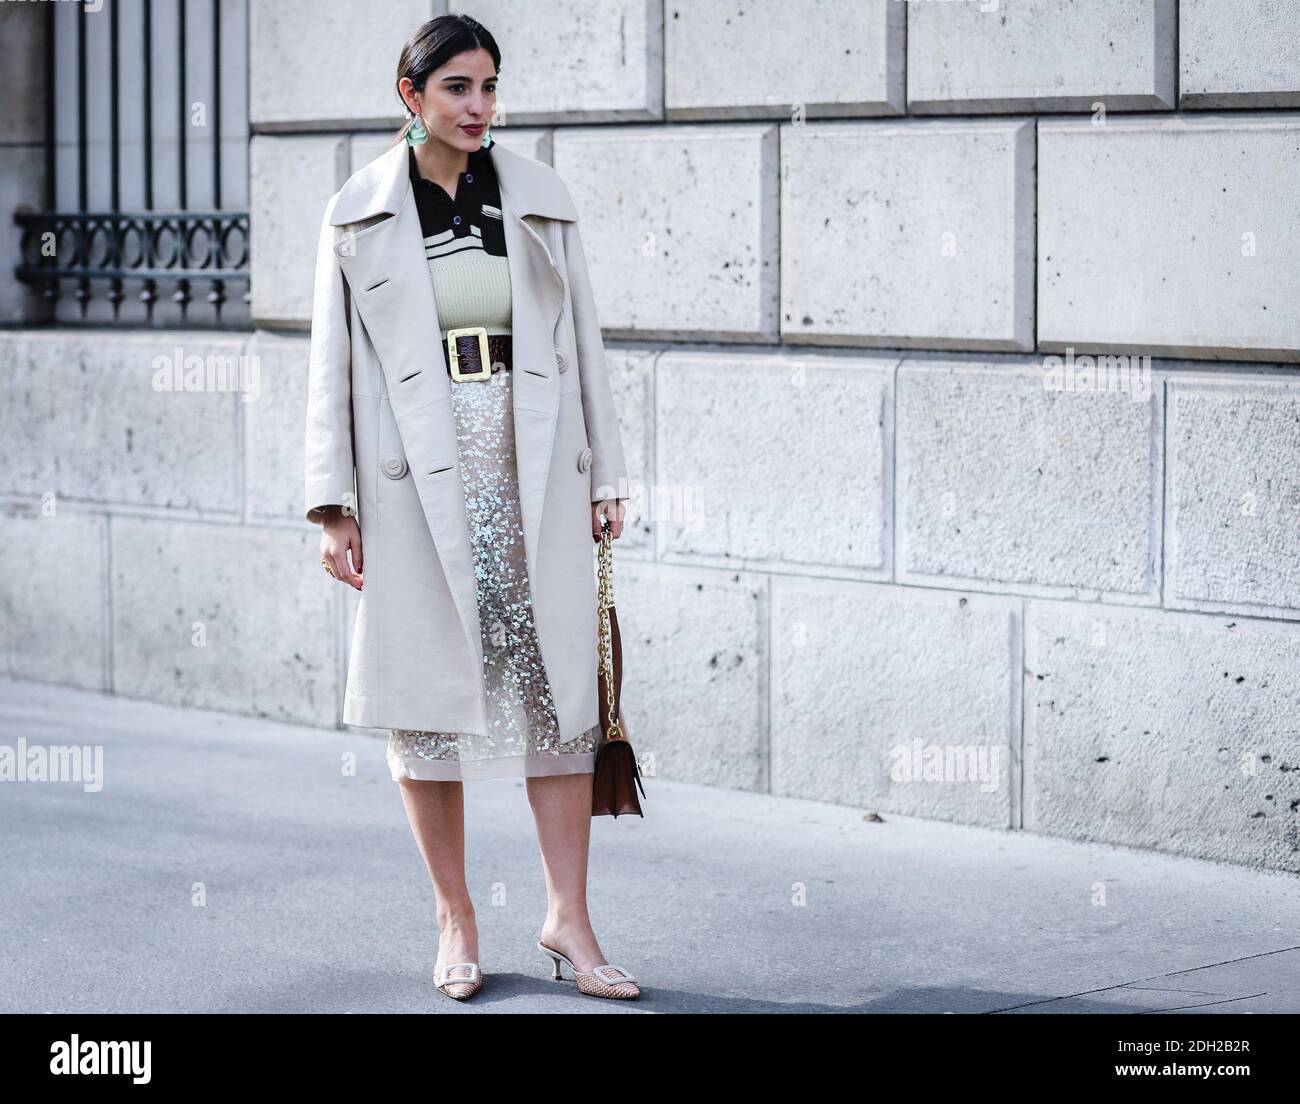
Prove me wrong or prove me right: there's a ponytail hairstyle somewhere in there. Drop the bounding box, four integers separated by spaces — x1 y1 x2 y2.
390 14 502 149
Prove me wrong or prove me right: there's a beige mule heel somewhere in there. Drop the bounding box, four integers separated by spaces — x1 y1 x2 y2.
537 940 640 1000
434 961 483 1001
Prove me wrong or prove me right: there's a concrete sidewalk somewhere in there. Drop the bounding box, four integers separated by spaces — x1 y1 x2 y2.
1 675 1297 1014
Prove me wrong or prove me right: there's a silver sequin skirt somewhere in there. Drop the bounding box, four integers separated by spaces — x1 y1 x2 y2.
386 363 601 783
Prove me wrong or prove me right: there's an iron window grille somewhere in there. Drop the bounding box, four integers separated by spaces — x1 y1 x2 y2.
14 0 250 328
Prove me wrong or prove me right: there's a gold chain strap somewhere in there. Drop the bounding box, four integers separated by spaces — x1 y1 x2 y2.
597 521 623 741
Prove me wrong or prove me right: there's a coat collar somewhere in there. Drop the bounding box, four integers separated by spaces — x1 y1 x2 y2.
328 136 578 226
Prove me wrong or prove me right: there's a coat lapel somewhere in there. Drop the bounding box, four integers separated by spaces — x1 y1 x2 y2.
498 162 569 588
328 138 578 667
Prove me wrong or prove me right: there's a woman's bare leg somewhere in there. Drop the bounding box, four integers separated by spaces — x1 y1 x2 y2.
525 772 631 980
396 778 479 978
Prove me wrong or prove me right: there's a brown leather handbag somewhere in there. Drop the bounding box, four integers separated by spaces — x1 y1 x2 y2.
592 517 646 817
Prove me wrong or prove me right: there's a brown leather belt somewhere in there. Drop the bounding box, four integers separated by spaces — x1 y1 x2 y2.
441 326 512 380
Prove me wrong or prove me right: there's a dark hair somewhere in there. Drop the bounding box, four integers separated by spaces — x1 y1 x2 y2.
390 14 502 148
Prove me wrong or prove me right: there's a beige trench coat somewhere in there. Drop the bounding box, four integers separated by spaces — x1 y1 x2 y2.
303 137 629 738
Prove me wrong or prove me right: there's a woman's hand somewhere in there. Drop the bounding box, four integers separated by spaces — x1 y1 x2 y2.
592 498 625 542
320 507 364 590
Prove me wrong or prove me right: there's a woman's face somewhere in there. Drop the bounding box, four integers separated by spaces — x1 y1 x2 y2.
403 48 498 152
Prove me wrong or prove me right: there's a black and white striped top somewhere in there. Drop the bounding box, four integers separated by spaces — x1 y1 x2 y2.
408 141 512 338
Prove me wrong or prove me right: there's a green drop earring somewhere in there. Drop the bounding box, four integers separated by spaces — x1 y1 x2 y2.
406 110 428 147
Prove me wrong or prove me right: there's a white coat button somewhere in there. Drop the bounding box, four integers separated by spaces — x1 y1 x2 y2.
577 447 592 473
382 455 408 479
555 350 566 371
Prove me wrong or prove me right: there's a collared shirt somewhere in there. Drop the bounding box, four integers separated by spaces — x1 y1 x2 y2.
408 142 511 336
408 142 508 258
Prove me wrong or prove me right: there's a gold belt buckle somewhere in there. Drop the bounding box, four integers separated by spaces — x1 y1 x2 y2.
446 326 492 381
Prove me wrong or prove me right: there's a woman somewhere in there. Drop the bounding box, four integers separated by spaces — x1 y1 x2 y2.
303 14 638 1002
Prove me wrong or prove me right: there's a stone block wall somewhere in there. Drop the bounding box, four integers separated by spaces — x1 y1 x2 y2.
4 0 1299 871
